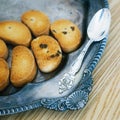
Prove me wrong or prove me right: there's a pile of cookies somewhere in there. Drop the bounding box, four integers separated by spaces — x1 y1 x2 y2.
0 10 82 91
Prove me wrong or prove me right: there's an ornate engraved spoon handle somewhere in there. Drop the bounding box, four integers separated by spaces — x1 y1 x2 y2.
70 39 93 75
59 39 93 94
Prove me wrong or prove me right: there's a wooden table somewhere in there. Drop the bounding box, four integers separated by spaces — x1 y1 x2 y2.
1 0 120 119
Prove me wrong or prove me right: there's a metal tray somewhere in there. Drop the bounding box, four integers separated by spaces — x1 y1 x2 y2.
0 0 109 116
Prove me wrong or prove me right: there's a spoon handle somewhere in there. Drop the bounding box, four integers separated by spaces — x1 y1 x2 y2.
70 39 93 75
59 39 93 94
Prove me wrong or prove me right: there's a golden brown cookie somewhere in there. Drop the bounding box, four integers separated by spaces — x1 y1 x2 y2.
50 19 82 53
31 35 62 73
0 20 32 47
0 58 9 91
10 46 37 87
0 39 8 59
21 10 50 37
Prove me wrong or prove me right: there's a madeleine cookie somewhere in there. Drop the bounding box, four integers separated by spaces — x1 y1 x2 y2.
31 35 62 73
10 46 37 87
0 21 32 47
0 58 9 91
50 19 82 53
0 39 8 59
21 10 50 37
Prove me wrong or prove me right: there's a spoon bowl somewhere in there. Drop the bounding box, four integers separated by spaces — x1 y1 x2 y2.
87 8 111 41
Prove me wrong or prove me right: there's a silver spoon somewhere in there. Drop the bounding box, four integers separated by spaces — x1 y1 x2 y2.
59 8 111 94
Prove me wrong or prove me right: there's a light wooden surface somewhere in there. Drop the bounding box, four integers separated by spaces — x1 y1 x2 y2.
1 0 120 119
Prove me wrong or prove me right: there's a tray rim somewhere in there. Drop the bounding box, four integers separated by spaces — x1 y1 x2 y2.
0 0 109 116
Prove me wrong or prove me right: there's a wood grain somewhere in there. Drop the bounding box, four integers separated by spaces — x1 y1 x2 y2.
0 0 120 119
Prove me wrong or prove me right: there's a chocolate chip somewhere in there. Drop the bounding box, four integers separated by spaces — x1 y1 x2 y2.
39 44 48 48
8 26 12 29
70 26 75 31
62 31 67 35
50 54 55 58
52 30 57 33
55 51 61 57
50 51 61 58
57 50 62 54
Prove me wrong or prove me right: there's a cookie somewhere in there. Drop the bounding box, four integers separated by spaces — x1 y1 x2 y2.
0 58 9 91
50 19 82 53
31 35 62 73
10 46 37 87
0 39 8 59
0 20 32 47
21 10 50 37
